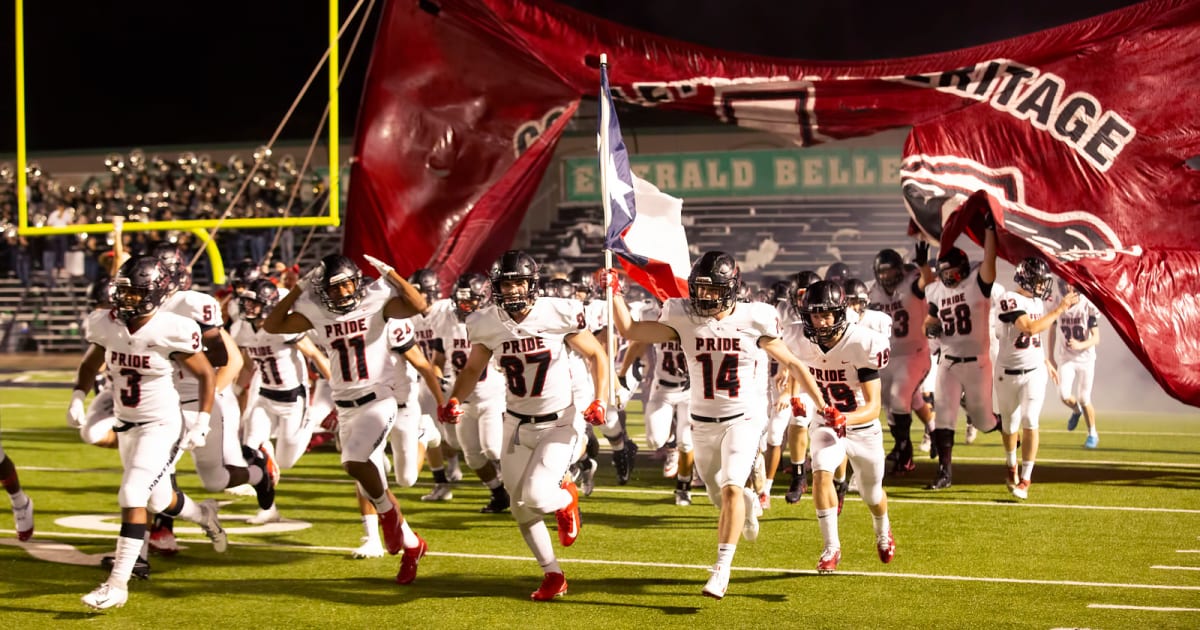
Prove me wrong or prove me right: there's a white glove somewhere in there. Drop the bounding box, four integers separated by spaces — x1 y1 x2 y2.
362 254 394 278
296 265 323 294
181 410 211 450
66 389 86 428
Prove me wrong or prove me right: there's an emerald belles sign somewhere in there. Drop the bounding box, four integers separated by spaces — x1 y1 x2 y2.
562 147 902 202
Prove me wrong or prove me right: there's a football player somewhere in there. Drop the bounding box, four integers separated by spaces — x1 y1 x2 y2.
921 212 1002 490
782 270 821 505
994 258 1078 499
73 256 227 610
440 251 608 602
231 279 333 523
408 268 464 489
609 251 826 600
787 281 895 573
264 254 431 584
0 434 33 541
1048 279 1102 448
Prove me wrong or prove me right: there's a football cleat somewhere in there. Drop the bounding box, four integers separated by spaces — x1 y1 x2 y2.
555 480 581 547
890 457 916 477
965 424 978 445
101 555 151 580
919 430 933 454
576 458 597 497
834 478 849 515
785 469 807 504
248 505 282 525
1010 479 1030 500
352 536 385 559
82 582 129 611
378 505 404 555
1005 466 1020 490
614 441 639 486
446 457 463 483
925 469 952 490
480 488 511 514
421 483 454 502
395 534 428 585
758 491 771 511
530 571 568 601
674 489 692 507
817 547 841 574
224 483 258 497
252 456 276 511
1084 434 1099 449
662 448 680 478
876 530 896 564
1067 406 1082 431
741 487 762 542
260 446 281 486
148 520 178 556
701 564 731 600
12 497 33 541
197 499 227 553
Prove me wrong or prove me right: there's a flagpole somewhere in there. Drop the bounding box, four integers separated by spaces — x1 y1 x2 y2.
598 53 617 409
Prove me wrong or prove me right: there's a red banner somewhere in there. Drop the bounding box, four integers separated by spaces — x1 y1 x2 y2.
346 0 1200 405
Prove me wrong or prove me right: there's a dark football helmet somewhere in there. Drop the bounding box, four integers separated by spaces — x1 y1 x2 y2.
688 251 740 317
936 247 972 288
543 258 572 281
568 268 593 303
843 278 870 313
111 255 172 323
545 277 575 300
873 248 905 293
1014 257 1053 298
801 280 849 344
147 241 186 294
453 272 492 317
825 262 852 284
229 258 263 293
409 268 441 300
317 254 365 314
769 279 796 305
627 284 652 304
491 250 539 314
737 282 756 303
237 278 280 321
788 270 822 318
88 276 113 310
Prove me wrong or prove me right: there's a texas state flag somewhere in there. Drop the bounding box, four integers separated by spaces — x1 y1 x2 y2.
599 64 691 300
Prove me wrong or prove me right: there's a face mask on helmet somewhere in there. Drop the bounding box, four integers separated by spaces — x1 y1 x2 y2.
801 281 849 344
318 256 365 314
1015 258 1053 298
453 274 491 317
111 256 170 323
873 249 905 293
238 280 279 321
688 252 740 318
491 251 539 315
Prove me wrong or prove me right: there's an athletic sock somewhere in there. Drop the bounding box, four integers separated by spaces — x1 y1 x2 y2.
1005 450 1018 467
361 514 379 540
368 492 393 514
109 523 147 586
816 507 840 549
485 477 503 490
432 468 448 484
1020 461 1035 481
400 519 418 548
872 512 890 537
715 543 736 570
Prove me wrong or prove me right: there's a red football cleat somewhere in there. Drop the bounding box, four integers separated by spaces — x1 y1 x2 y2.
817 547 841 574
395 534 428 585
378 505 404 556
877 530 896 564
530 571 568 601
555 480 581 547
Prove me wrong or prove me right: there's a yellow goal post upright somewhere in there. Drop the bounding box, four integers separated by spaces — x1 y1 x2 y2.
12 0 343 284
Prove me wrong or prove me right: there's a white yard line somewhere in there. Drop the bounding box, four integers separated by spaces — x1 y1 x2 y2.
1088 604 1200 612
1151 566 1200 572
1177 550 1200 553
1040 429 1200 437
4 528 1200 592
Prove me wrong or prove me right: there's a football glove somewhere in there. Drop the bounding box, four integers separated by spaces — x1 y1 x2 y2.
438 398 463 424
181 410 211 450
914 240 929 266
789 396 807 418
822 406 847 439
66 389 86 428
583 399 606 426
362 253 394 278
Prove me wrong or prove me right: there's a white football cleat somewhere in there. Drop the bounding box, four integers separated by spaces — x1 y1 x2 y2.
919 430 932 453
662 448 680 478
247 505 282 525
224 483 258 497
421 483 454 502
1010 479 1030 500
965 424 978 445
446 457 463 483
741 487 762 542
701 564 730 600
352 536 385 559
197 499 227 553
674 489 692 507
82 582 128 610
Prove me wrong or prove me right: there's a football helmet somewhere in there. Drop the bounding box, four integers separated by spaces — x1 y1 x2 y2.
229 258 263 292
237 279 280 321
111 255 172 323
87 276 113 310
491 250 539 314
936 247 972 288
545 277 575 299
627 284 652 304
873 248 905 293
737 282 756 303
688 251 740 317
1014 257 1053 298
843 278 870 313
147 241 186 294
824 262 852 284
568 268 593 303
452 272 492 317
801 280 849 344
769 279 796 305
788 270 822 318
409 268 441 300
317 254 366 314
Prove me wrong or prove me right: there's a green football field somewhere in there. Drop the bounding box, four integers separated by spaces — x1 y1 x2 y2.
1 379 1199 629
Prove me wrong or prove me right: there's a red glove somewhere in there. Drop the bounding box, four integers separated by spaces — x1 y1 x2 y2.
789 397 807 418
438 398 463 424
583 399 606 426
822 406 847 438
593 268 622 295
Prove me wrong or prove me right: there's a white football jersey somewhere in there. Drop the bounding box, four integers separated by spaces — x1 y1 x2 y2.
162 290 223 401
86 309 202 423
640 302 688 386
924 265 994 358
787 322 890 413
230 319 306 391
658 299 779 419
411 299 455 361
293 278 397 400
386 317 420 402
995 290 1047 371
868 269 929 356
434 313 505 402
856 308 893 338
468 297 587 415
1054 294 1101 363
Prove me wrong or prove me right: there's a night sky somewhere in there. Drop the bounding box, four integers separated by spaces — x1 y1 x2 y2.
0 0 1142 153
